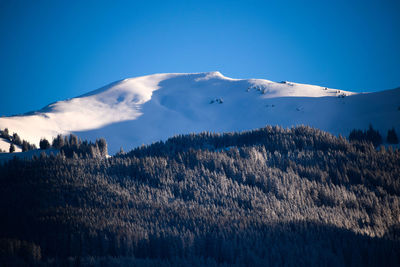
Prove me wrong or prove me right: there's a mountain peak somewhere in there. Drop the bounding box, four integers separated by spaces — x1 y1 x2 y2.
0 72 398 154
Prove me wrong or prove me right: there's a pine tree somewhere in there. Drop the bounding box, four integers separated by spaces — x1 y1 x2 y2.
387 128 399 144
116 147 125 156
349 129 364 142
366 125 382 147
1 128 10 140
52 134 64 149
69 134 79 148
22 140 30 152
39 138 51 150
9 143 15 153
96 138 108 157
12 133 22 146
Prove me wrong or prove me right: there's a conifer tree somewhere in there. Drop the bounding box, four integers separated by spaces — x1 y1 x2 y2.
9 143 15 153
39 138 51 150
52 134 64 149
96 138 108 157
1 128 10 140
22 140 29 152
12 133 22 146
387 128 399 144
116 147 125 156
366 124 382 147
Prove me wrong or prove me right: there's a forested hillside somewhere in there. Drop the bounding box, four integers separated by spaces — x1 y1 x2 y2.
0 126 399 266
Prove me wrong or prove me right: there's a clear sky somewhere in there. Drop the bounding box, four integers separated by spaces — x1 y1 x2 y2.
0 0 399 116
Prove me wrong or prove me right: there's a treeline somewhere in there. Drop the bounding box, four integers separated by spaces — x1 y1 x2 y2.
0 129 108 158
126 125 350 158
0 128 36 152
0 126 399 266
47 134 108 158
349 125 399 146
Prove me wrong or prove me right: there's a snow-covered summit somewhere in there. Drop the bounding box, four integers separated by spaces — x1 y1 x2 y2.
0 72 398 153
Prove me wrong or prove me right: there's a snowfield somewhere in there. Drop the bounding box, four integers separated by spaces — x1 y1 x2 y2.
0 72 398 154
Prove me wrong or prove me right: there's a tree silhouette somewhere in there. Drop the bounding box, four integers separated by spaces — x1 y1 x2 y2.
9 143 15 153
39 138 51 150
387 128 399 144
52 134 64 149
12 133 22 146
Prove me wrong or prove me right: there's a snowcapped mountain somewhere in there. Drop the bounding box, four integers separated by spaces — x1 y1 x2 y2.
0 72 399 154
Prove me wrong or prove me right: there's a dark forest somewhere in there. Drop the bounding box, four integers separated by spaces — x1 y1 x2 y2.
0 126 399 266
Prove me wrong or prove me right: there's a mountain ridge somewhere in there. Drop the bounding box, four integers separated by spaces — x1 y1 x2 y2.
0 72 398 153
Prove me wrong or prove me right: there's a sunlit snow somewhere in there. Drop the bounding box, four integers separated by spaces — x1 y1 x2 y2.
0 72 398 154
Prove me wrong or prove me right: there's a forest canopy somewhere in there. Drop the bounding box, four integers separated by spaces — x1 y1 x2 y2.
0 126 399 266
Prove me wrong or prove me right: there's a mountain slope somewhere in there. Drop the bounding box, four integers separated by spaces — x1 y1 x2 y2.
1 126 399 265
0 72 398 153
0 138 21 153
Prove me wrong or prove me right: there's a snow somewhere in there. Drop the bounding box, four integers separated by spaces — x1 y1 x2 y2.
0 138 21 153
248 79 355 98
0 72 399 154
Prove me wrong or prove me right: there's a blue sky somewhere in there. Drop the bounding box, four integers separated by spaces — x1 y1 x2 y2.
0 0 399 116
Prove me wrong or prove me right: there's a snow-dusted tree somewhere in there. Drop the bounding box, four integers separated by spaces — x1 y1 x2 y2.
69 134 79 147
96 138 108 157
89 145 101 158
52 134 64 149
116 147 125 156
